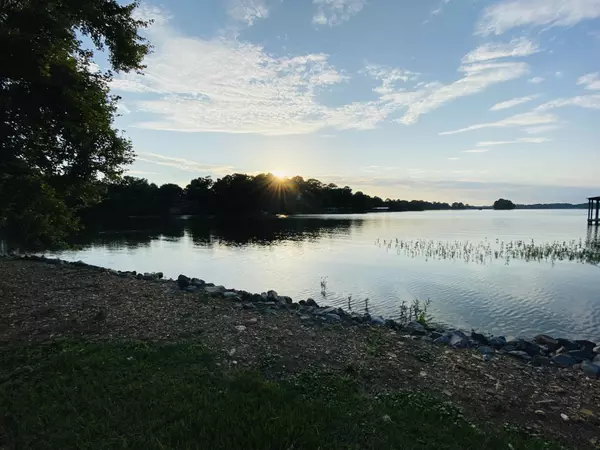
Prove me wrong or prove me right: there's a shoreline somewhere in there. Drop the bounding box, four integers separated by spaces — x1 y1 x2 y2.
4 253 600 371
1 255 600 447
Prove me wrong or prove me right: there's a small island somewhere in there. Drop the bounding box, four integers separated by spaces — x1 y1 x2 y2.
493 198 516 210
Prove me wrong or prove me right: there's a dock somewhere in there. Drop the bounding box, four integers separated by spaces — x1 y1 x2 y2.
588 196 600 225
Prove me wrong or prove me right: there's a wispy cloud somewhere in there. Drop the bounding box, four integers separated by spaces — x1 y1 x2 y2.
461 38 539 64
439 111 557 135
312 0 367 26
525 124 560 134
462 149 490 153
227 0 269 26
528 76 545 84
476 137 551 146
577 72 600 90
490 95 536 111
536 95 600 110
136 152 234 176
476 0 600 36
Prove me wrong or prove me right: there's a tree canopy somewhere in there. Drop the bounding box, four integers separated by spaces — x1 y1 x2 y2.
0 0 150 246
493 199 516 210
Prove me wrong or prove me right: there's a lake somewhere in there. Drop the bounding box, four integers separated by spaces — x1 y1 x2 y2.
45 210 600 341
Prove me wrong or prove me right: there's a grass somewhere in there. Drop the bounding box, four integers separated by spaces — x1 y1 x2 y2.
0 341 563 450
378 238 600 266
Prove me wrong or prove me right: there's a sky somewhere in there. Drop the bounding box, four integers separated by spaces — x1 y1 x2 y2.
104 0 600 204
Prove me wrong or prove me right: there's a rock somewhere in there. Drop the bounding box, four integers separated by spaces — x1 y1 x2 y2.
556 338 579 351
242 303 256 310
250 294 263 303
382 415 392 424
191 278 205 287
324 313 341 322
566 348 595 362
184 286 200 293
317 306 338 315
421 336 434 343
560 413 569 422
514 339 541 357
532 355 551 367
503 345 516 353
576 340 596 351
534 410 546 418
430 331 444 340
245 318 258 325
267 290 278 300
279 296 293 305
205 285 226 295
305 298 319 307
177 274 190 289
223 292 238 299
298 300 307 306
594 354 600 364
534 335 560 352
507 351 532 362
370 315 385 326
405 321 427 335
477 346 495 355
260 292 268 300
573 363 582 370
471 331 489 345
385 319 397 328
488 336 507 349
299 315 311 321
582 362 600 379
449 331 470 348
593 345 600 354
234 325 246 332
552 354 579 368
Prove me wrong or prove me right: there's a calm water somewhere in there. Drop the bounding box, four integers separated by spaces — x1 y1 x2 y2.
46 210 600 341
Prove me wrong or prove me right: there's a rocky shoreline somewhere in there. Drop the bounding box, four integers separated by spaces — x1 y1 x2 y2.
10 253 600 379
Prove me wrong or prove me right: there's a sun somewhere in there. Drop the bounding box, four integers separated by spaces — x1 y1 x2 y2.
271 169 287 179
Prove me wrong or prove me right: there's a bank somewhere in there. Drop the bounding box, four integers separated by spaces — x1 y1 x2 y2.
0 256 599 449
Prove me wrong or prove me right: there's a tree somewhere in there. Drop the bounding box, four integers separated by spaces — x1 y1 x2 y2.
493 198 515 210
0 0 151 246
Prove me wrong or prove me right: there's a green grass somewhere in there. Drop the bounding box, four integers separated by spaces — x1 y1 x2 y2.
0 341 562 450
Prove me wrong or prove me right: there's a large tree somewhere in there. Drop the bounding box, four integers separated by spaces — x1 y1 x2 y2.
0 0 150 246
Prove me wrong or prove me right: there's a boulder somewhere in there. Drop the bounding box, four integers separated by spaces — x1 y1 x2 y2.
405 321 427 335
279 296 293 305
385 319 398 328
205 285 226 295
514 339 542 357
370 316 385 326
305 298 319 308
593 345 600 354
566 348 595 362
477 346 495 355
582 362 600 379
532 355 551 367
250 294 263 303
534 335 560 352
449 330 470 348
324 313 341 323
267 290 278 300
594 354 600 365
556 338 579 352
223 291 239 299
317 306 338 315
191 278 205 287
576 340 596 351
488 336 507 349
471 331 489 345
177 274 190 289
552 354 579 368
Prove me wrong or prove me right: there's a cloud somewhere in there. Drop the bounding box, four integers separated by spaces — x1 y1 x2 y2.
136 152 234 176
524 124 560 134
577 72 600 90
528 76 545 84
476 0 600 36
363 64 420 95
462 149 490 153
227 0 269 26
312 0 367 26
476 137 551 146
116 103 131 115
490 95 536 111
398 61 529 124
461 38 539 64
439 111 557 135
536 95 600 110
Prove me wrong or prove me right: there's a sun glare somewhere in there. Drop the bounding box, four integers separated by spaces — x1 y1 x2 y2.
271 169 287 179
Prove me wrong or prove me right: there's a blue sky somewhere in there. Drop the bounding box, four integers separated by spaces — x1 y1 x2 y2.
106 0 600 204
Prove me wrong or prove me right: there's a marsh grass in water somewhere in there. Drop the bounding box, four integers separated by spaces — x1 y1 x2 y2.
377 238 600 266
0 341 562 450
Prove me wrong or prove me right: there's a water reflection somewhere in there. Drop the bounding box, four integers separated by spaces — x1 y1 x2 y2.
587 225 599 250
76 216 364 250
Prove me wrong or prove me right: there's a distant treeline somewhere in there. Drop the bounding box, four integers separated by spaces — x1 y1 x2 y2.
515 203 588 210
83 173 468 222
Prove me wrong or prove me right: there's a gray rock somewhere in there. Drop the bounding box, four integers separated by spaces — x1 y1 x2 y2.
242 303 256 310
582 362 600 378
566 348 594 362
514 339 542 357
552 354 579 368
594 354 600 364
317 306 338 315
370 316 385 326
421 336 434 343
250 294 263 302
556 338 579 351
324 313 341 322
223 291 238 299
184 286 200 293
477 346 496 355
471 331 489 345
260 292 268 300
576 340 596 351
449 331 470 349
433 335 451 346
488 336 507 349
593 345 600 354
305 298 319 307
205 285 226 295
385 319 397 328
191 278 205 287
483 354 492 362
532 355 551 367
405 321 427 335
534 334 560 352
177 274 190 289
430 331 444 340
267 290 278 300
279 296 293 305
507 351 532 362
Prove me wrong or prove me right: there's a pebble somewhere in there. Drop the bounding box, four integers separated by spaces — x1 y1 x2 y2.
405 321 426 335
382 415 392 423
477 346 495 355
234 325 247 332
534 410 546 417
560 413 569 422
552 354 579 368
370 315 385 326
245 318 258 325
507 351 531 362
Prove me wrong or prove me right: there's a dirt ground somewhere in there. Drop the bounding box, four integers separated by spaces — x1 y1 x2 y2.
1 258 599 448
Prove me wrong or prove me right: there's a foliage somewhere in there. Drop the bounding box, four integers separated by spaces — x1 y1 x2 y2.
0 0 151 246
493 198 516 210
398 298 433 327
83 173 460 221
0 341 562 450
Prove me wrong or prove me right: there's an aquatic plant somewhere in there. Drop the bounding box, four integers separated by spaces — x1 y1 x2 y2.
376 238 600 266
